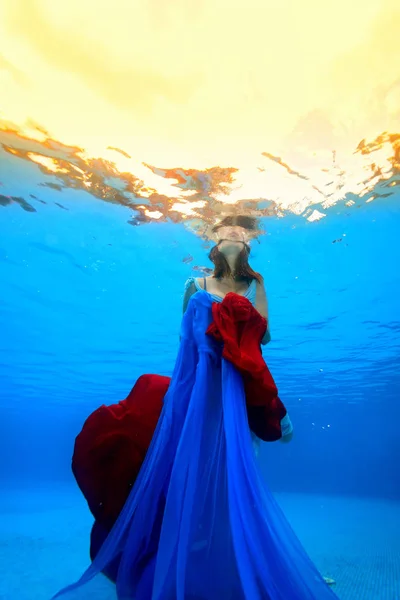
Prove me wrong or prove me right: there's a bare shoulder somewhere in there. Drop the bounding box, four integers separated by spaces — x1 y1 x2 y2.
184 278 197 295
195 277 205 290
255 277 267 295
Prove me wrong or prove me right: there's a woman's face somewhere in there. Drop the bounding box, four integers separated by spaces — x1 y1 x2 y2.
216 225 249 256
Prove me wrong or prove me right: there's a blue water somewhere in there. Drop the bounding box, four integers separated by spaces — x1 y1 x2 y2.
1 135 400 598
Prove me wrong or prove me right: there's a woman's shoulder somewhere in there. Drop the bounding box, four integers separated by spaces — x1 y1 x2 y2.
254 276 265 289
184 276 211 291
184 277 204 292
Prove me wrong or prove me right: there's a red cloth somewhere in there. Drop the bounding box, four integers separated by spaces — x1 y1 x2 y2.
72 293 287 551
72 374 169 529
206 292 287 442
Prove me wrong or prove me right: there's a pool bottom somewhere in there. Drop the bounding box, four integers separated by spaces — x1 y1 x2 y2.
1 486 399 600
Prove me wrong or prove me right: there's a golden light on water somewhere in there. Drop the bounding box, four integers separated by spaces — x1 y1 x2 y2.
0 0 399 234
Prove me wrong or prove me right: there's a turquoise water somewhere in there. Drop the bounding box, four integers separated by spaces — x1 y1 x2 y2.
0 130 400 598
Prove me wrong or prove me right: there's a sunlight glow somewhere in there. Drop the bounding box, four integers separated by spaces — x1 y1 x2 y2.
0 0 399 234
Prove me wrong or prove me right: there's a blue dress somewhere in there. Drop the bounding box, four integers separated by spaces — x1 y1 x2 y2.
53 279 338 600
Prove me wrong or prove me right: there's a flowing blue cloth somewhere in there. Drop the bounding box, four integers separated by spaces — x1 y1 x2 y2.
52 287 338 600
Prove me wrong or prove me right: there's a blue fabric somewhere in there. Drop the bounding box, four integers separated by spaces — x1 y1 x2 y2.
52 290 338 600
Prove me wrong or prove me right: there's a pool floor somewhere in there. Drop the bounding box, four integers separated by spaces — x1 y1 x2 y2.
1 487 399 599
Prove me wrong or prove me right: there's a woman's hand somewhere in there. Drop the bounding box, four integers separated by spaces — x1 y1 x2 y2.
261 329 271 345
280 431 293 443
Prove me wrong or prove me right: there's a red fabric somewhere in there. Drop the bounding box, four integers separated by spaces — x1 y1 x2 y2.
206 292 287 442
72 374 169 529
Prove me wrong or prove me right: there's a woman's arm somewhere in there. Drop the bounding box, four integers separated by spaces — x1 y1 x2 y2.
182 280 196 314
255 280 271 345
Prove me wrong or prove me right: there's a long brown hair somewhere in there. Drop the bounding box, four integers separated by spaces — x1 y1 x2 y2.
208 243 263 283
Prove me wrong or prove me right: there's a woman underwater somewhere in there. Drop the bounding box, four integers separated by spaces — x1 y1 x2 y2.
53 219 338 599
